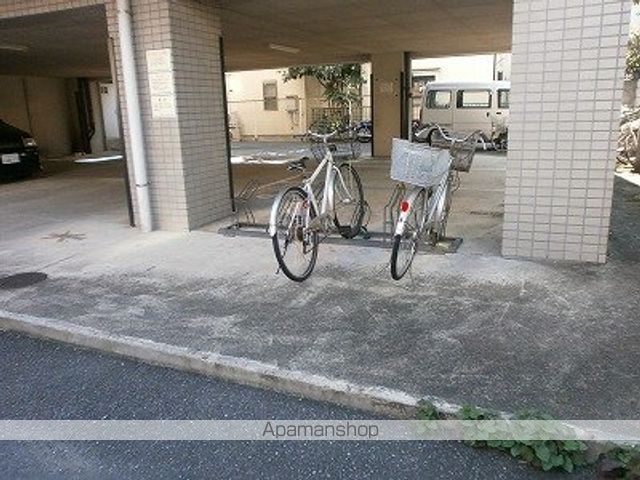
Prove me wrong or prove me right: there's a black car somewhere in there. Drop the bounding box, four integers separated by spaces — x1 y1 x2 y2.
0 119 40 180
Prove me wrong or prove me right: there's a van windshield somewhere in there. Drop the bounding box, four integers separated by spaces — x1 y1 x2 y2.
426 90 452 109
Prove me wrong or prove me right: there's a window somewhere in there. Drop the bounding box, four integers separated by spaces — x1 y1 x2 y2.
498 89 510 109
263 81 278 111
456 89 491 109
426 90 452 109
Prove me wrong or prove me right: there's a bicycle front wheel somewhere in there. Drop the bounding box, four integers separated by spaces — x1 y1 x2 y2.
271 187 319 282
333 163 365 239
390 188 427 280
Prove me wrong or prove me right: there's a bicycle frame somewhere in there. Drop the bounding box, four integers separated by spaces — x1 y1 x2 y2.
268 146 353 237
394 171 450 237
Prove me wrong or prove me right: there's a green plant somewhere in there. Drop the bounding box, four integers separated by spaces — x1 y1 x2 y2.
283 64 364 107
416 400 442 420
627 32 640 80
598 446 640 479
417 404 590 473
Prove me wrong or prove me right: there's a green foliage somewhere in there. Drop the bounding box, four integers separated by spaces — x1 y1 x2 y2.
627 33 640 79
416 400 442 420
600 446 640 479
462 407 589 473
417 404 590 473
283 64 364 107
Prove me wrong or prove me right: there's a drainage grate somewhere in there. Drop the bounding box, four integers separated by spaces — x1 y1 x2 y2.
0 272 48 290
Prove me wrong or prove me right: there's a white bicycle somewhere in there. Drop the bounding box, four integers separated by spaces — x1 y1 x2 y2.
390 127 480 280
268 131 365 282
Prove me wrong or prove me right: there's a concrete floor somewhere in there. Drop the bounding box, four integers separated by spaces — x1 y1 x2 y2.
1 156 639 420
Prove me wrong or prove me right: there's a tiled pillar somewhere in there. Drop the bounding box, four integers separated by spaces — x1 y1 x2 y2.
503 0 630 263
108 0 232 230
371 52 410 157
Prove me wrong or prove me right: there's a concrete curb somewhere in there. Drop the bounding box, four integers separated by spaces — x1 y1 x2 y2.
0 309 461 418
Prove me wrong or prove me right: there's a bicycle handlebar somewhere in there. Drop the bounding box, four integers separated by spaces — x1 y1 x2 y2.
308 130 339 143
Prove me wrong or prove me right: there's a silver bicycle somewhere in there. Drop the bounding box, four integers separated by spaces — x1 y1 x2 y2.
268 131 365 282
390 126 480 280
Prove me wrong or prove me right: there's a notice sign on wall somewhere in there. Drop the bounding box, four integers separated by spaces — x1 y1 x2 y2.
146 49 176 118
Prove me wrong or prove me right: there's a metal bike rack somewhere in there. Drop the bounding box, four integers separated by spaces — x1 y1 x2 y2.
222 178 462 254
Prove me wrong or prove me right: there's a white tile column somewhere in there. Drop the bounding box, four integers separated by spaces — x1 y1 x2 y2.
503 0 630 263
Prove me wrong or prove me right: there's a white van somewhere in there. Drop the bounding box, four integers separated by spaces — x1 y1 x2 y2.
419 81 510 142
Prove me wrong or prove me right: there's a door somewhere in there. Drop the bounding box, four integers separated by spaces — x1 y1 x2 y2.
453 88 493 135
99 82 121 150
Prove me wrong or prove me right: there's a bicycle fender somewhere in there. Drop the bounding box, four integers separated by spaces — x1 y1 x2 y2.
394 188 425 236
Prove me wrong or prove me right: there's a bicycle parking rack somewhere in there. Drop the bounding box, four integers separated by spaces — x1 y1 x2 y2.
221 178 463 254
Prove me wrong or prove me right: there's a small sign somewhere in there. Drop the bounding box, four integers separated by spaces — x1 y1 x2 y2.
378 81 395 94
150 95 177 118
146 49 172 72
146 48 176 119
148 71 175 97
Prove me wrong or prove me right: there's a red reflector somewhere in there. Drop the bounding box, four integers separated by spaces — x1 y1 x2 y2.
400 200 410 212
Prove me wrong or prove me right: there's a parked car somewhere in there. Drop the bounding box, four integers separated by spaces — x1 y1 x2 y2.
0 119 40 180
416 80 510 149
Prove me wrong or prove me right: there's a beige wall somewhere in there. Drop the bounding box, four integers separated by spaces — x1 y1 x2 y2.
412 54 511 83
226 69 307 139
0 75 73 157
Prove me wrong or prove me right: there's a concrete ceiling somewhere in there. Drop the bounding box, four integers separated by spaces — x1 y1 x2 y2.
0 0 512 78
0 5 109 78
219 0 513 71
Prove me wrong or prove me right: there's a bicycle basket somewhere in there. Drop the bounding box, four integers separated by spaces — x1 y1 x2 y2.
390 138 452 188
429 129 477 172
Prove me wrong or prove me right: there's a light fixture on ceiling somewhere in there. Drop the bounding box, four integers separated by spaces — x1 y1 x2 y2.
269 43 300 54
0 44 29 52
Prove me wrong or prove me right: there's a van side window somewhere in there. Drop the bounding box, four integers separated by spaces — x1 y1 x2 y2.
456 89 491 109
498 89 510 109
426 90 452 109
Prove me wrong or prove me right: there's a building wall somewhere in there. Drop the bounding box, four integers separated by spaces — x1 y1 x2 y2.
170 0 231 229
412 54 512 83
226 69 307 139
0 75 73 157
503 0 630 263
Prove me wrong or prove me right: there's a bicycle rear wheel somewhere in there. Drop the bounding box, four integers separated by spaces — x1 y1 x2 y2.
333 163 365 239
390 188 427 280
271 187 319 282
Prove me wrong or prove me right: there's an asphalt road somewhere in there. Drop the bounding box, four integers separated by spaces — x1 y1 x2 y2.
0 330 591 479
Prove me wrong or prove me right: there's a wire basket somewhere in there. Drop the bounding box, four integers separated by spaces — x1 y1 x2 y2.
428 129 477 172
390 138 452 188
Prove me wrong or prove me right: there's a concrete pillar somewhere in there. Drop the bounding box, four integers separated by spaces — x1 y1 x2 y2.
503 0 630 263
107 0 232 230
371 52 410 157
